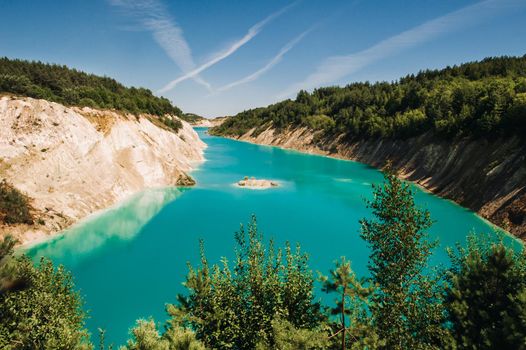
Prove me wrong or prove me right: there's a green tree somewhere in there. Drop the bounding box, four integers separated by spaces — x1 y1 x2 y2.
0 236 29 294
360 170 450 349
256 318 329 350
445 233 526 349
0 254 91 349
120 318 205 350
176 215 323 349
320 257 379 350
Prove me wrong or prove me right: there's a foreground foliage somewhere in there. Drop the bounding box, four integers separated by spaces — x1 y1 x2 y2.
176 216 324 349
1 169 526 349
446 234 526 349
0 238 90 349
120 317 205 350
321 257 379 349
361 171 450 349
261 319 329 350
212 55 526 141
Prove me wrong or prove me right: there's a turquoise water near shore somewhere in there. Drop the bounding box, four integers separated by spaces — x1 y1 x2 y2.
27 128 515 346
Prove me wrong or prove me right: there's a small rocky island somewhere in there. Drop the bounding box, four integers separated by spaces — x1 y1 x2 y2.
236 176 279 189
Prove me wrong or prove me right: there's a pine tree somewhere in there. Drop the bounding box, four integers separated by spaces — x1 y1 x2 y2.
445 234 526 349
320 257 379 350
175 216 323 349
360 170 450 349
120 317 205 350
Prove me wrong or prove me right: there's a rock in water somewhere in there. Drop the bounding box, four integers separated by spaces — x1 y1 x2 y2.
176 173 196 186
236 177 279 189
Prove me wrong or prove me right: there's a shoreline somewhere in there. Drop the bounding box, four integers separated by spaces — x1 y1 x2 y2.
1 96 208 248
18 183 196 251
17 144 208 251
13 172 205 250
214 133 521 245
15 180 202 251
18 189 138 251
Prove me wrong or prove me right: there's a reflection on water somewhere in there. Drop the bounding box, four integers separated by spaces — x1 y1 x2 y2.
27 187 182 264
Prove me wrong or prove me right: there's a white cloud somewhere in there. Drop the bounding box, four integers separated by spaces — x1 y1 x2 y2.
278 0 525 99
158 1 299 93
109 0 212 91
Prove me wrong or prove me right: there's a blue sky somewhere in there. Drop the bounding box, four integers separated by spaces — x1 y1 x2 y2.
1 0 525 117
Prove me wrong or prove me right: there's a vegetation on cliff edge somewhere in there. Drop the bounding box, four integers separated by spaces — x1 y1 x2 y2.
0 180 33 225
0 57 186 131
212 55 526 141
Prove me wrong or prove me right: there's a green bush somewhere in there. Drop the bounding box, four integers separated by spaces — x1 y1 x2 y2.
0 236 91 349
0 180 33 225
160 116 183 132
445 234 526 349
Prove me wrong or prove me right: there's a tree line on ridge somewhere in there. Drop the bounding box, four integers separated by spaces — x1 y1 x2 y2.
212 55 526 142
0 57 189 131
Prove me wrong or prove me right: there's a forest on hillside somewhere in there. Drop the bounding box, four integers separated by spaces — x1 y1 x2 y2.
0 57 184 119
212 55 526 140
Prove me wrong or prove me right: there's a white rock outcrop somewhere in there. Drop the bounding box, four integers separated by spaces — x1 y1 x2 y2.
236 177 279 189
0 96 206 245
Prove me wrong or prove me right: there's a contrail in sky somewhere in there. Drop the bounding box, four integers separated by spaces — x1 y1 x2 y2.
216 26 315 93
109 0 212 91
278 0 525 99
158 1 299 93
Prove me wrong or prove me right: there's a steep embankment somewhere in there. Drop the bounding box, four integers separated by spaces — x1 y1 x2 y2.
0 95 206 245
226 126 526 240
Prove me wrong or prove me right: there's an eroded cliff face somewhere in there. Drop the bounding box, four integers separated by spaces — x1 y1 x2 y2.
0 96 206 245
232 126 526 240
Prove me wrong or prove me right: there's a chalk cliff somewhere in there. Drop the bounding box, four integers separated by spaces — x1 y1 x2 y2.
0 95 206 245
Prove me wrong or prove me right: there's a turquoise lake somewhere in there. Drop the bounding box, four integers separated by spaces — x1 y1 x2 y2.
27 127 513 346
